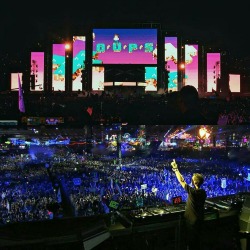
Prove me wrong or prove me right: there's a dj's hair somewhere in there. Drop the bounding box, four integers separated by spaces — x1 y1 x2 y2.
193 173 204 187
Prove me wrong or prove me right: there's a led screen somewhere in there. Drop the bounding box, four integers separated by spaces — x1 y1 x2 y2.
207 53 221 92
137 67 157 92
72 36 86 91
92 66 105 91
144 67 157 91
184 44 198 90
52 44 66 91
114 82 136 86
104 65 145 82
165 37 178 92
11 73 22 91
27 117 44 126
0 120 18 126
229 74 240 92
92 29 157 64
45 117 64 125
30 52 44 91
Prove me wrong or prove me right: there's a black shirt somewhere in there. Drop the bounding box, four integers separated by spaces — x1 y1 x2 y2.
184 184 207 225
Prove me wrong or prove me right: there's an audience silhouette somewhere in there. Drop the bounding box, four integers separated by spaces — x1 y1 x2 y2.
176 85 213 124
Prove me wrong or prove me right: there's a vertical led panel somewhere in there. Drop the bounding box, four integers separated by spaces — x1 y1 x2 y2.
207 53 221 92
92 66 105 91
72 36 86 91
229 74 240 92
185 44 198 90
52 44 65 91
11 73 22 91
165 37 178 92
144 67 157 92
30 52 44 91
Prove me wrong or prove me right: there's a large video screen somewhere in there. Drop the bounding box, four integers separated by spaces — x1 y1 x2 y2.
229 74 240 92
52 44 66 91
92 28 157 64
184 44 198 90
165 37 178 92
72 36 86 91
31 52 44 91
207 53 221 92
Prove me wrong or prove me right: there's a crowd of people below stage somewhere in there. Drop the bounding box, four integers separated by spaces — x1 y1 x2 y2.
0 90 250 124
0 147 249 225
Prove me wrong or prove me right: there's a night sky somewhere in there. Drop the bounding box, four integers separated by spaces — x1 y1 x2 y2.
1 1 250 66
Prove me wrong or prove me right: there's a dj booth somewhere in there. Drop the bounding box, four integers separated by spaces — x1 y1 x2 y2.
0 194 246 250
105 194 244 250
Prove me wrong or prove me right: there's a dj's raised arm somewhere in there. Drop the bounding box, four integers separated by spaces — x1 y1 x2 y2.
171 159 186 188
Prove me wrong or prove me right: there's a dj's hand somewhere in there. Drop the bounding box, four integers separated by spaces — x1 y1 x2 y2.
171 159 178 169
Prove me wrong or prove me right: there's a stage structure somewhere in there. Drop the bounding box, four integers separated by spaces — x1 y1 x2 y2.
18 23 237 96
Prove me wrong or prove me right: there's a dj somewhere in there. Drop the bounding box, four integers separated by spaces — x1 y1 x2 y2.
171 159 207 250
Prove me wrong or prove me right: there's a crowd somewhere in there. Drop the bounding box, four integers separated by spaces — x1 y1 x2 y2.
0 146 249 225
0 90 250 125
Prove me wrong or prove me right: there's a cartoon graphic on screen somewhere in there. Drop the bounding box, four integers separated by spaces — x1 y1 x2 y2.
185 44 198 88
73 36 85 42
128 44 137 53
72 36 86 91
168 72 188 92
165 43 177 64
113 34 122 52
165 38 178 92
145 78 157 91
96 43 105 53
113 34 119 43
52 62 65 81
145 67 157 91
145 43 154 53
52 43 66 91
52 63 60 71
92 52 103 64
168 71 178 91
92 66 104 91
72 68 83 81
185 45 197 64
93 29 157 64
152 45 157 59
